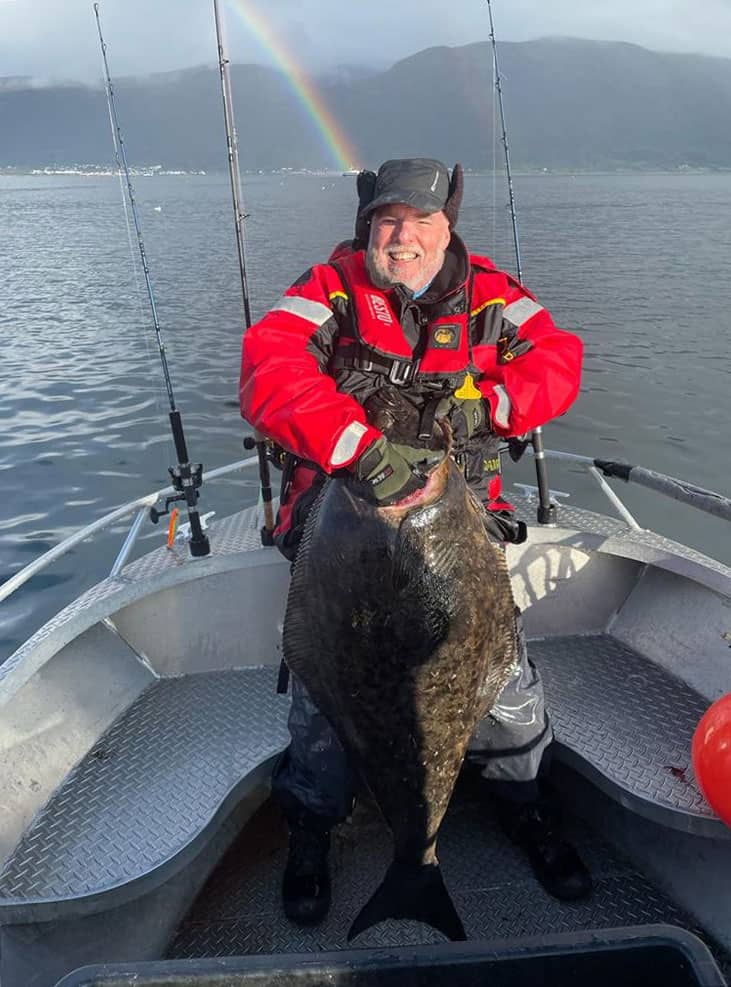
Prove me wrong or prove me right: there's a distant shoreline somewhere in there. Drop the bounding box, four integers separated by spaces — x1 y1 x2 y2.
2 165 731 178
0 167 209 178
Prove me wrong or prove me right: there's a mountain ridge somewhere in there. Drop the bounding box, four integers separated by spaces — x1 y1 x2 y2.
2 37 731 171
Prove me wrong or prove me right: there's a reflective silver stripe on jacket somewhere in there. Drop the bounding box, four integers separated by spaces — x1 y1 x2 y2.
271 295 333 327
493 384 512 429
502 297 543 327
330 421 369 467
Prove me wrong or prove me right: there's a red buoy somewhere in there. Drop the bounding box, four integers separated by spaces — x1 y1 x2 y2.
692 693 731 827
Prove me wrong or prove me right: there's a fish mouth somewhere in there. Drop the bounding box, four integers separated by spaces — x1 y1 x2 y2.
378 454 451 518
377 419 453 517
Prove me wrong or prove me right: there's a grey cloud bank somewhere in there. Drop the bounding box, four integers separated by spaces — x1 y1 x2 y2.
2 0 731 83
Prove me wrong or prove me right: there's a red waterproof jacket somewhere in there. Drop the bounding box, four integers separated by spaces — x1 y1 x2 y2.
240 235 582 475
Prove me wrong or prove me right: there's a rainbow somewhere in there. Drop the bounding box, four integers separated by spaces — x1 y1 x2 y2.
225 0 360 171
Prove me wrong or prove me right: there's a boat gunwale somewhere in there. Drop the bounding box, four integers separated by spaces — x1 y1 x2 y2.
2 449 730 613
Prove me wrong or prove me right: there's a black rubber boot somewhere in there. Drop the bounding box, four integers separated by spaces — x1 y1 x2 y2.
496 797 592 901
282 811 332 925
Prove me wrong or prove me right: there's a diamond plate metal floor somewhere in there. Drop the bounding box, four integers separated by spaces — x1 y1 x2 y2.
0 666 289 912
532 635 723 836
167 775 730 980
0 633 721 921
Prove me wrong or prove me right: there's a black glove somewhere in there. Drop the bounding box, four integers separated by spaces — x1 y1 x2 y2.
355 437 442 505
483 509 527 545
435 395 488 445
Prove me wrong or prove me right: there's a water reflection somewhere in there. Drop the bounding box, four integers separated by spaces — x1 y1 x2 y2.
1 171 729 661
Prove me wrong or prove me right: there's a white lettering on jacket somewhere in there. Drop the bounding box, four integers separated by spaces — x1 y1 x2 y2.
366 293 394 325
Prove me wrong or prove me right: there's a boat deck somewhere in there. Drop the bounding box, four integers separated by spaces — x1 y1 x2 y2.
534 635 716 831
0 634 722 920
167 771 731 983
0 667 289 915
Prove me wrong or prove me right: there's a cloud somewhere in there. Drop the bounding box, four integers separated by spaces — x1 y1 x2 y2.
0 0 216 83
3 0 731 86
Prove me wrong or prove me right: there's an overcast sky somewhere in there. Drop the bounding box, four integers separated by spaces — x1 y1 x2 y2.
2 0 731 84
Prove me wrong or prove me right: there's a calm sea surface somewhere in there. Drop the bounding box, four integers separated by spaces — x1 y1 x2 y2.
1 171 729 661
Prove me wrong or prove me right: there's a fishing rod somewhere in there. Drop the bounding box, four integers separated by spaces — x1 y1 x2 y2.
212 0 275 540
485 0 557 525
93 3 211 557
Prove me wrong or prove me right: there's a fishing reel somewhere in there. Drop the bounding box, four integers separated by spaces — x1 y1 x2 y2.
149 462 204 523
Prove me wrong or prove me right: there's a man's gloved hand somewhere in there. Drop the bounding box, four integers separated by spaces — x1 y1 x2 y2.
483 509 528 545
435 395 488 444
354 436 442 505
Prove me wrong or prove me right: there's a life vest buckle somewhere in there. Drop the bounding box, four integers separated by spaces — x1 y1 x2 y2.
388 358 419 385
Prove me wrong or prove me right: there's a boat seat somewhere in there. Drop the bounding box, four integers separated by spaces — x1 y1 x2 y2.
0 666 290 924
534 634 726 839
0 635 724 927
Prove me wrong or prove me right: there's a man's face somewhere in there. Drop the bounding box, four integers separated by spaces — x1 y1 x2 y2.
366 203 451 292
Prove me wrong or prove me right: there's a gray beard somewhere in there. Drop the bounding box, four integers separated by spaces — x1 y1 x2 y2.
364 249 398 290
365 246 445 293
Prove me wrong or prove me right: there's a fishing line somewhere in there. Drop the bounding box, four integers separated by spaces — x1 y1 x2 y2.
107 117 168 443
490 54 498 259
93 3 211 556
213 0 253 329
99 17 182 485
101 73 156 384
484 0 556 524
485 0 522 280
213 0 275 539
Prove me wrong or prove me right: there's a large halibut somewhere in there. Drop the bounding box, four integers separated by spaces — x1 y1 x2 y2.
282 390 518 941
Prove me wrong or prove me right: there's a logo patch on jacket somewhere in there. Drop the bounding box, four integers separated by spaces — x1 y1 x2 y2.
431 324 460 349
366 293 395 325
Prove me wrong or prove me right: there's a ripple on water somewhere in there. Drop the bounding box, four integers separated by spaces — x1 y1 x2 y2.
2 172 730 662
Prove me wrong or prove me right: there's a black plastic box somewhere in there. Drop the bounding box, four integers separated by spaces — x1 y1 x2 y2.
56 925 727 987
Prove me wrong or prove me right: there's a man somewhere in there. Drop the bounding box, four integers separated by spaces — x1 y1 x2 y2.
240 158 590 927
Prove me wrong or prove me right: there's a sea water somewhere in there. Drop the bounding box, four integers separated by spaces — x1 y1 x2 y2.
1 171 729 661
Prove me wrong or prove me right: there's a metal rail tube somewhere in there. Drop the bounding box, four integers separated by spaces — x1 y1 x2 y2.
0 456 259 605
0 496 158 605
625 466 731 523
109 507 149 578
537 450 731 523
587 466 641 529
540 450 594 465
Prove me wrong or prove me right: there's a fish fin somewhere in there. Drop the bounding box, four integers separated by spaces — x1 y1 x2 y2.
282 482 329 687
347 861 466 942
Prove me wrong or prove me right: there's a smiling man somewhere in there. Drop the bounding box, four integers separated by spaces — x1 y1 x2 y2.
367 201 450 290
363 159 455 295
240 158 588 927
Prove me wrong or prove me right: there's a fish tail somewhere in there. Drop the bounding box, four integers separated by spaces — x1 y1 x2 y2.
347 860 466 942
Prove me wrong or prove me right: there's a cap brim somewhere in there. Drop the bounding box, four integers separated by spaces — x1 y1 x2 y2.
360 190 445 218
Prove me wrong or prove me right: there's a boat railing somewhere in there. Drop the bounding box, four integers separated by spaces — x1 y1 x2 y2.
542 450 731 524
1 449 729 607
0 455 258 606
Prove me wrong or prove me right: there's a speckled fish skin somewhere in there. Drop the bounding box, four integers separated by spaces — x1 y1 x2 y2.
282 394 518 939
